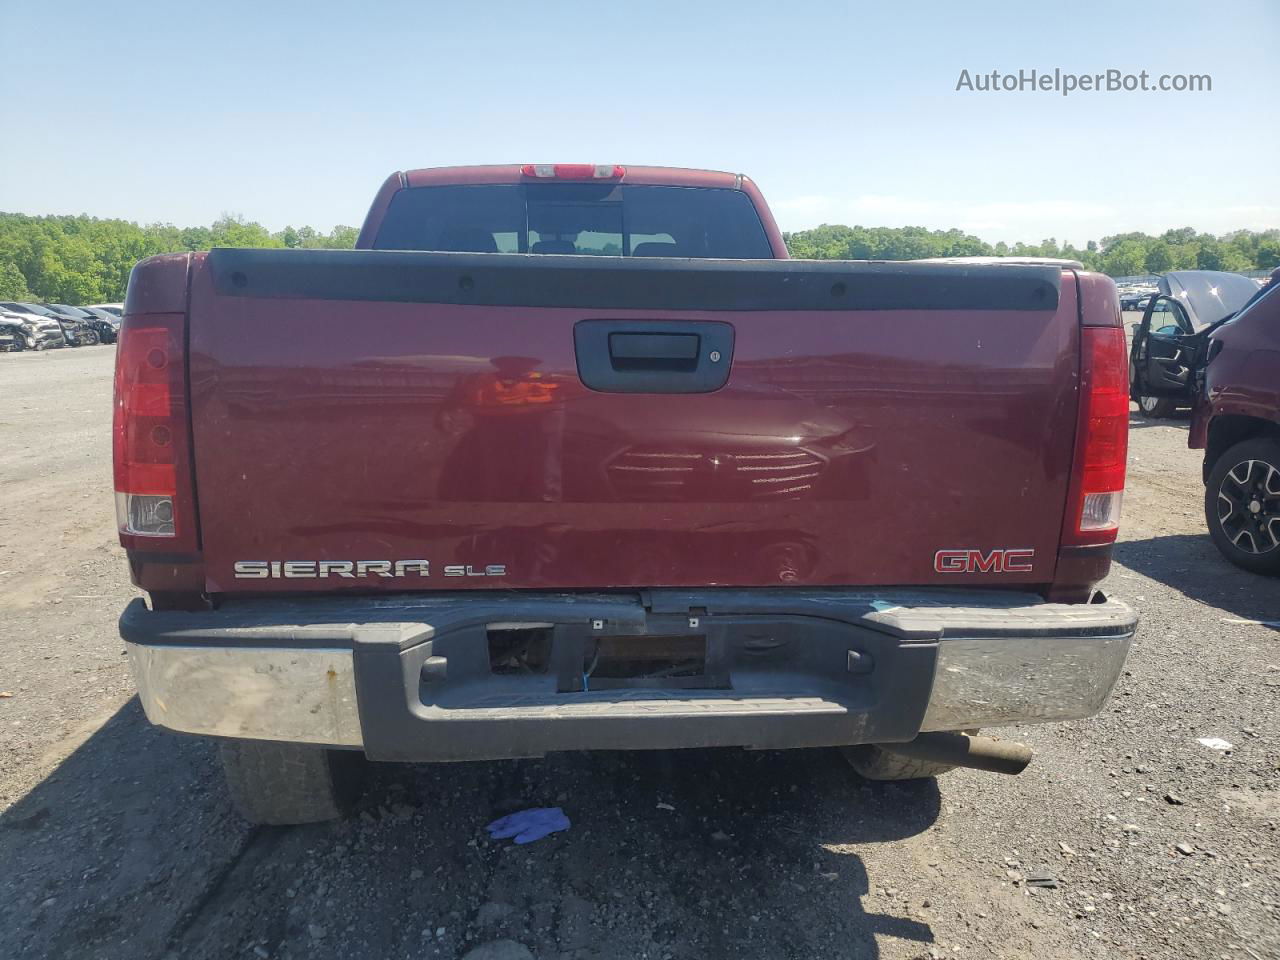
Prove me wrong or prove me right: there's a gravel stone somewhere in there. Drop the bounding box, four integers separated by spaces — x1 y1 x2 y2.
476 902 516 928
461 940 535 960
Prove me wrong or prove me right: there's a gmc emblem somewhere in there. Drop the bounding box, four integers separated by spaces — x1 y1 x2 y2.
934 548 1035 574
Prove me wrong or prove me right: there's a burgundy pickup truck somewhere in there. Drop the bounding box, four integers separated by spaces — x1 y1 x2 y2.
115 164 1138 823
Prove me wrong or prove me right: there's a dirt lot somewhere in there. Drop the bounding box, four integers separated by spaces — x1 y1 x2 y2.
1 346 1277 960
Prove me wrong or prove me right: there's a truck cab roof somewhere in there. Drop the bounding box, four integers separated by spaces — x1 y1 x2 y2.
400 164 744 189
357 164 787 257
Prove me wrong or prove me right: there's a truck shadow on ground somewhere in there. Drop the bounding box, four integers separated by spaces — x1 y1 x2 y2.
0 700 938 960
1114 534 1280 631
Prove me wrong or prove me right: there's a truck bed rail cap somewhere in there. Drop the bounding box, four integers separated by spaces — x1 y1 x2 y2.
204 248 1062 313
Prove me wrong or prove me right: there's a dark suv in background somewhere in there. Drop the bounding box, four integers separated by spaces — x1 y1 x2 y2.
76 306 121 343
39 304 99 346
1132 267 1280 575
46 303 115 344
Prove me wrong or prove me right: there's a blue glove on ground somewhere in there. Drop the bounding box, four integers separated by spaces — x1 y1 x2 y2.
486 807 571 845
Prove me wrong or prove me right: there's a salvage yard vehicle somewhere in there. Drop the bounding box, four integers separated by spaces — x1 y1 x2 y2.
87 302 124 318
8 301 94 346
1129 271 1261 419
1134 267 1280 574
115 164 1140 824
51 303 116 344
41 303 100 346
79 305 122 342
1119 289 1154 312
0 315 30 351
0 302 66 349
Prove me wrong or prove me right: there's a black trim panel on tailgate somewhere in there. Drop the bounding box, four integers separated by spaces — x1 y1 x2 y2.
206 248 1062 313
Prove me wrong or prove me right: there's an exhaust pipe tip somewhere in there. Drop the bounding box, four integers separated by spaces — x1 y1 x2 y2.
879 732 1034 776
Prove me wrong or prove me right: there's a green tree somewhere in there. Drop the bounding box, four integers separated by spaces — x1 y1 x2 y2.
1144 241 1174 273
1257 235 1280 272
1161 227 1199 246
0 261 31 299
209 214 284 249
323 225 359 249
784 223 992 260
1196 239 1227 271
1100 239 1148 277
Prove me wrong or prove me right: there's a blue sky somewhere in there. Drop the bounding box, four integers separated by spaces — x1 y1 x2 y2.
2 0 1276 245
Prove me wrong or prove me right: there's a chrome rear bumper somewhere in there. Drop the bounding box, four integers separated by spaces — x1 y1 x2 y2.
128 645 363 747
920 631 1132 732
121 589 1136 758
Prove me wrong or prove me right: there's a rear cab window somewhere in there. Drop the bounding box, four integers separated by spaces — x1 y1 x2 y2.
372 184 773 259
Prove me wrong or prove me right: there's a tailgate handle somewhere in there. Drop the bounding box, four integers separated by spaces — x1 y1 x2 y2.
608 332 699 369
575 320 735 394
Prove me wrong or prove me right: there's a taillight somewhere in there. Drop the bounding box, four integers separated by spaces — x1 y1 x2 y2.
520 163 625 180
113 313 196 549
1062 325 1128 545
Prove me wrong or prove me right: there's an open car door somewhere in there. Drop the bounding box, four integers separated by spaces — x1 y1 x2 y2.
1129 294 1202 409
1130 271 1262 417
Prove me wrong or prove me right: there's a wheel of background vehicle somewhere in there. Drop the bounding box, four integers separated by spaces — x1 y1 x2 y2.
218 740 366 825
1205 437 1280 576
1137 394 1177 419
839 744 956 781
83 329 100 346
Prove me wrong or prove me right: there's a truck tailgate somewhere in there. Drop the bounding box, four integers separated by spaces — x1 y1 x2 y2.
187 251 1079 594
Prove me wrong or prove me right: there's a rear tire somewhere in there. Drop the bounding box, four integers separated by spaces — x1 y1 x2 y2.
1138 395 1177 419
840 744 956 781
218 740 365 825
1205 438 1280 576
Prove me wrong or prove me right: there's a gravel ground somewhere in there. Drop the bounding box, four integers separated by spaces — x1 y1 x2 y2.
1 346 1276 960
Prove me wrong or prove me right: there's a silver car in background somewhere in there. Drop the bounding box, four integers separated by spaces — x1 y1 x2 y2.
0 302 66 349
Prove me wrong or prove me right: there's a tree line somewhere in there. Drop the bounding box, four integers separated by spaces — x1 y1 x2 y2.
783 224 1280 278
0 213 359 304
2 210 1276 305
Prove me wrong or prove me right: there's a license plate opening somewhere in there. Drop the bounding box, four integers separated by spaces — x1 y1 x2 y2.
583 635 710 690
